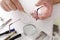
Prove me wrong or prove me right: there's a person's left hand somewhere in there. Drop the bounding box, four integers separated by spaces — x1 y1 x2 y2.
31 0 53 20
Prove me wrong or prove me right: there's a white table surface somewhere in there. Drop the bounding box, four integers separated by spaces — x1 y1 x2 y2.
0 2 60 40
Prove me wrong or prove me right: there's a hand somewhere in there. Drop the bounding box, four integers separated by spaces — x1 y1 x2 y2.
31 0 53 20
53 0 60 4
1 0 24 12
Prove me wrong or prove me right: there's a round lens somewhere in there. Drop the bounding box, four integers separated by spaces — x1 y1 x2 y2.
23 24 37 36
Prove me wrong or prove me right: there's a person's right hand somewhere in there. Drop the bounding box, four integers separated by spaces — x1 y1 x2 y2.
1 0 24 12
31 0 53 20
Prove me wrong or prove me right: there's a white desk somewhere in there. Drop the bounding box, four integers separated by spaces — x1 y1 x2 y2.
0 3 60 40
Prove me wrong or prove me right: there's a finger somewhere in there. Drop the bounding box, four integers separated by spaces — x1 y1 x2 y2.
4 0 17 10
31 11 39 20
35 0 49 6
1 1 11 11
35 0 43 6
38 10 52 20
38 14 51 20
11 0 24 12
39 4 52 20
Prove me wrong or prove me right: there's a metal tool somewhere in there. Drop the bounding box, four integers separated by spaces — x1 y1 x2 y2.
0 29 15 36
0 17 4 21
52 24 59 40
0 19 12 30
53 24 59 36
9 34 21 40
4 31 17 40
36 31 47 40
9 19 21 32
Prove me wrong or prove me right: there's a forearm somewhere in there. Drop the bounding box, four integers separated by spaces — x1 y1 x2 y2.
0 0 1 4
53 0 60 4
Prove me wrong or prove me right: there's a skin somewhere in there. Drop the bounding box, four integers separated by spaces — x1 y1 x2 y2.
53 0 60 4
0 0 60 20
31 0 53 20
0 0 24 12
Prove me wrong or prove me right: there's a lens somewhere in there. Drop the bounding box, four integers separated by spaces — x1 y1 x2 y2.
23 24 37 36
